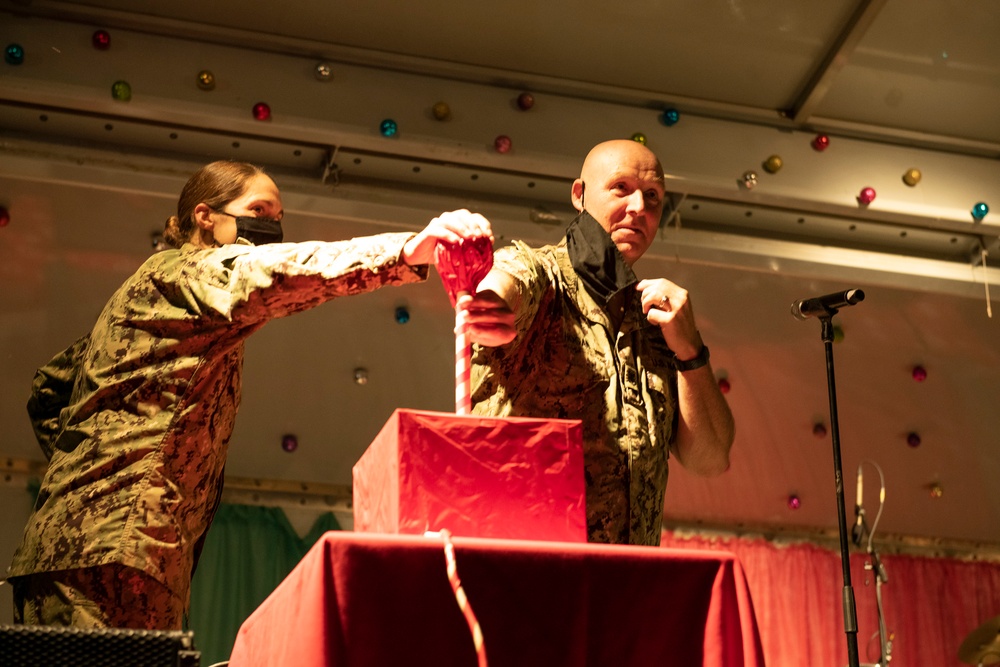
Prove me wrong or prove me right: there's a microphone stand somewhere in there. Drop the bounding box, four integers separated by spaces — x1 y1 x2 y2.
817 314 861 667
867 540 891 667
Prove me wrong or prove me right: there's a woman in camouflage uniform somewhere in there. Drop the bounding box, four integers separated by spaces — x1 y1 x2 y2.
6 160 494 630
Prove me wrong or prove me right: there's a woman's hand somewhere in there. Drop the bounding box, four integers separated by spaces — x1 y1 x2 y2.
402 209 494 266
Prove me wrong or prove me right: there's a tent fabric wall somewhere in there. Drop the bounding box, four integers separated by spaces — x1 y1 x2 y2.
188 504 340 666
661 531 1000 667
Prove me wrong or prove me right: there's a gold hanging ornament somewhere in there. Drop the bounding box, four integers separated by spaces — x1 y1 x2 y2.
196 70 216 91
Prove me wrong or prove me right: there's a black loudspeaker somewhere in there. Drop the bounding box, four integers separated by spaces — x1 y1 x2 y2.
0 624 201 667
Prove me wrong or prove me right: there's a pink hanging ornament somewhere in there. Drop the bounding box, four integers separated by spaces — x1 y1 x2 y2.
252 102 271 121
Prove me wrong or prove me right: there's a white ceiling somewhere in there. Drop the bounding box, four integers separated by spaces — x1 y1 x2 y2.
1 0 998 553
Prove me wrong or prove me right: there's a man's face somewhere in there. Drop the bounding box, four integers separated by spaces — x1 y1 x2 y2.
573 141 666 266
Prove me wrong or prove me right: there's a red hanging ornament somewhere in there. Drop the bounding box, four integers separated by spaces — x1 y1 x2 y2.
811 134 830 151
92 30 111 50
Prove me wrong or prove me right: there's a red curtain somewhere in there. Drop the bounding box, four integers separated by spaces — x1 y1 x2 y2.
661 531 1000 667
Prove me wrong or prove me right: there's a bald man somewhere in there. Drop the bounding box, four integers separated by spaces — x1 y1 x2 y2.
464 139 734 546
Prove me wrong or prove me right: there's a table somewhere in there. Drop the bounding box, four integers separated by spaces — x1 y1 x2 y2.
229 532 765 667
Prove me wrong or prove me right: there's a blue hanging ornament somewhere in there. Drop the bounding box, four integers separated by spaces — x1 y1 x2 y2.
5 43 25 65
380 119 398 137
971 202 989 221
660 108 680 126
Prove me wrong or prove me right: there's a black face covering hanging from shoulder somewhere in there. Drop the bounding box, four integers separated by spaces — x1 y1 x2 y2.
565 210 638 306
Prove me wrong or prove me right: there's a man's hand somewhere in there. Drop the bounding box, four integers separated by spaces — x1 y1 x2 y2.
637 278 701 359
402 209 494 266
460 291 516 347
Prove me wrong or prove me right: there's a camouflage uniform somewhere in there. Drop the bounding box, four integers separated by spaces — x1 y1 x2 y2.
8 234 426 625
471 237 678 546
13 564 185 629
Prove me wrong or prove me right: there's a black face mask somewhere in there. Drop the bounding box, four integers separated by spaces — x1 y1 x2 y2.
214 209 284 245
565 210 637 306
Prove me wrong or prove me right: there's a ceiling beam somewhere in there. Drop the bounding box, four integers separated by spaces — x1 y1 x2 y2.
786 0 891 123
2 140 998 303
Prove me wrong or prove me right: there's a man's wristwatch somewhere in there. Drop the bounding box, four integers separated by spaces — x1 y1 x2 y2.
670 344 710 372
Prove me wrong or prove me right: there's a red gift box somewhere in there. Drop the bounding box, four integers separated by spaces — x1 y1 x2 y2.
353 409 586 542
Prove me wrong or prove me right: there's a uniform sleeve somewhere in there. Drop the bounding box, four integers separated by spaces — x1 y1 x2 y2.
168 232 428 324
491 241 551 343
26 334 90 460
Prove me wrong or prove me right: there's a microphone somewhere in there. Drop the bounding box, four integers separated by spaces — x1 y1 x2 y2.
791 289 865 320
852 465 864 547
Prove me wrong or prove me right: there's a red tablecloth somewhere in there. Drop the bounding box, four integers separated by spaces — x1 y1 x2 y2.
229 532 765 667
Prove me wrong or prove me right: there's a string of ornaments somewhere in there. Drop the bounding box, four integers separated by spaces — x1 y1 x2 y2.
4 27 993 231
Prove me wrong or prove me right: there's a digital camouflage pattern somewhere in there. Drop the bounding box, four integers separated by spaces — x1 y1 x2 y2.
471 240 679 546
9 233 425 609
13 563 185 629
